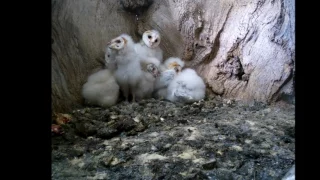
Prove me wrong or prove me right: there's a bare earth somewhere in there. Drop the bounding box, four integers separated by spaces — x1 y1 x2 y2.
52 96 295 180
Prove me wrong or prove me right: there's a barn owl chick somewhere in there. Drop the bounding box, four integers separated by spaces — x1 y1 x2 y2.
166 68 206 103
135 30 163 62
153 57 185 99
82 69 120 107
135 57 161 101
109 34 143 102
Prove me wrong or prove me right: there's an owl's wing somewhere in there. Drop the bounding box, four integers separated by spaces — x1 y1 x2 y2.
154 70 175 90
173 81 193 102
160 70 175 86
106 61 117 72
154 49 163 62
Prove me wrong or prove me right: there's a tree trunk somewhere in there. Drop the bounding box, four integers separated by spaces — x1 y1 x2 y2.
52 0 295 113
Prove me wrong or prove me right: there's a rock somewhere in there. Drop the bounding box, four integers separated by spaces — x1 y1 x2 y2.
151 145 158 151
120 0 153 14
206 168 233 180
137 153 168 164
282 165 295 180
96 128 118 139
202 158 217 170
237 161 255 176
75 123 97 138
52 98 295 180
87 172 108 180
69 146 85 157
99 156 114 167
230 145 243 151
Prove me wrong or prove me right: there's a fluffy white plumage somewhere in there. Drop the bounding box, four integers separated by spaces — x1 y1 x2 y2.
163 57 185 71
105 47 117 73
166 68 206 103
153 57 185 99
134 30 163 62
82 69 119 107
109 33 144 102
135 57 161 101
153 69 176 99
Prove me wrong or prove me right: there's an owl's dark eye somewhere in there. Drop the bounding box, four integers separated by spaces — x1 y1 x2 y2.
107 55 110 57
115 40 121 43
155 39 158 43
148 35 152 39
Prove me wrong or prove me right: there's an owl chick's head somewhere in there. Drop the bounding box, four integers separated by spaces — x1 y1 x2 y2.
164 57 185 73
107 34 134 50
142 30 161 49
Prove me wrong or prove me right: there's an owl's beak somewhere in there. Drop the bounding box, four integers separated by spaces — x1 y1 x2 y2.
108 43 117 50
150 42 156 49
107 41 116 49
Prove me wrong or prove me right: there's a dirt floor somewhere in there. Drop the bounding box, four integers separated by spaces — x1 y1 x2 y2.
52 95 295 180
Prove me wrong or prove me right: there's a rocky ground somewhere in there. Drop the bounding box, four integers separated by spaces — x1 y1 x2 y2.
52 96 295 180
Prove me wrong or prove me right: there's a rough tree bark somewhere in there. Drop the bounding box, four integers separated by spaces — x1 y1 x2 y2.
52 0 295 113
